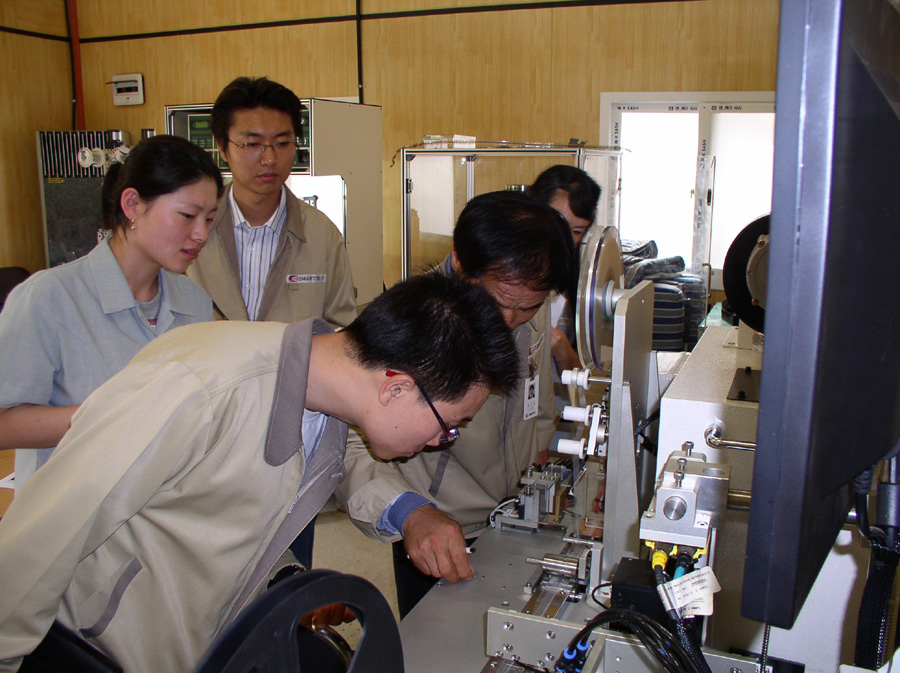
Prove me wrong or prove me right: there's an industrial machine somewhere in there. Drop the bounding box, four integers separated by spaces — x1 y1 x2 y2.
399 220 797 673
398 225 868 672
398 0 900 670
36 130 130 267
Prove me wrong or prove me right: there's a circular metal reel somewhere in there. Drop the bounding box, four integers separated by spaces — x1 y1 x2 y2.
575 225 625 370
722 214 769 333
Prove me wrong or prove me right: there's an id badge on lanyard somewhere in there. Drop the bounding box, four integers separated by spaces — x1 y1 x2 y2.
524 329 545 420
524 346 540 421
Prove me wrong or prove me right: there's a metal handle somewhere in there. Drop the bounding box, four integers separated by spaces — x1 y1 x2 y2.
704 423 757 451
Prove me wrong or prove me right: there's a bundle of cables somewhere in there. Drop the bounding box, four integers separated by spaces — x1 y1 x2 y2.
562 544 716 672
488 497 519 528
650 548 713 673
852 454 900 669
554 608 709 673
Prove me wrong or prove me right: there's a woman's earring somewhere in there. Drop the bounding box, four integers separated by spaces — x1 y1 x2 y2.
129 219 136 232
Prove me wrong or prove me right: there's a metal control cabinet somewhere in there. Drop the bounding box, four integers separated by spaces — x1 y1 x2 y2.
36 130 117 268
400 145 622 280
166 99 383 306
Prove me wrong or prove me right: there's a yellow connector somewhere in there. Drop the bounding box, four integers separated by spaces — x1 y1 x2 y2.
651 548 670 571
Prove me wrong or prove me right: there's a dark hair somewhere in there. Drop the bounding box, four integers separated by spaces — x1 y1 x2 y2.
101 135 224 234
452 191 575 295
344 272 519 401
528 165 601 222
211 76 303 147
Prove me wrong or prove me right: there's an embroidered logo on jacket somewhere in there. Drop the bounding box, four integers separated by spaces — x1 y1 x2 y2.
529 332 545 358
286 274 326 284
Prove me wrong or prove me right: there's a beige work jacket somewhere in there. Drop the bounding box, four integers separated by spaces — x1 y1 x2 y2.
335 299 557 541
0 320 347 672
187 187 358 328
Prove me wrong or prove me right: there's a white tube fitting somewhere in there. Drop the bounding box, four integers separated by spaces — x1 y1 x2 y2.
562 405 592 424
556 438 586 458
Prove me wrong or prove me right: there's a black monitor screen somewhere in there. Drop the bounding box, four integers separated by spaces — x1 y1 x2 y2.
742 0 900 629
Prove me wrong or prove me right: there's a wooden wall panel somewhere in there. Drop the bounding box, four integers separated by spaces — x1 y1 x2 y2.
363 10 558 281
362 10 556 143
79 22 359 136
77 1 355 39
0 0 68 37
366 0 780 285
363 0 550 11
0 0 780 283
548 2 780 146
0 32 72 271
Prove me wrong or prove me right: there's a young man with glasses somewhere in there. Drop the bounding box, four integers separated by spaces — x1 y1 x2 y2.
337 191 577 617
187 76 359 569
0 273 519 673
187 76 357 328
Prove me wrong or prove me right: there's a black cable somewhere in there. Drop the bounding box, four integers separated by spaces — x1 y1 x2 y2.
589 582 612 609
856 456 900 668
633 408 660 438
635 433 658 455
652 564 712 673
653 563 669 586
853 466 876 538
856 533 900 667
562 609 705 673
673 548 695 579
674 617 713 673
634 408 661 455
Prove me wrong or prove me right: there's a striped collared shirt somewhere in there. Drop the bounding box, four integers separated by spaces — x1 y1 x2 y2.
229 186 288 321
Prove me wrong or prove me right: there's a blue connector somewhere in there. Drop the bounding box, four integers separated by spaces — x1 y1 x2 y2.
573 638 591 672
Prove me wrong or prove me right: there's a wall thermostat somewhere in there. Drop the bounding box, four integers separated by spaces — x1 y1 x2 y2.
110 74 144 106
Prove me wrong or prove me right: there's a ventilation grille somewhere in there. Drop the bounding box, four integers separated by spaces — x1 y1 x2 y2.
38 131 107 179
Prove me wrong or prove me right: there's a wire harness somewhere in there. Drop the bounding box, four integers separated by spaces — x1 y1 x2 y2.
558 607 711 673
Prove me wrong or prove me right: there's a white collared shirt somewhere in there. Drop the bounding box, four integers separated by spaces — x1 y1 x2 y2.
229 187 288 320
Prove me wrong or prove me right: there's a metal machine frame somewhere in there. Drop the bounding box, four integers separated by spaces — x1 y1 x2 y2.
399 144 622 281
397 221 869 672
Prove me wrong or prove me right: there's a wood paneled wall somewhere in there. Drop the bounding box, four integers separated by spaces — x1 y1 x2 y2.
0 0 67 36
79 22 360 133
0 0 780 283
368 1 780 282
75 1 354 37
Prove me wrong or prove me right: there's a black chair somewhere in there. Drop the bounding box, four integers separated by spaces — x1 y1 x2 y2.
18 622 122 673
0 266 30 312
20 570 401 673
193 569 404 673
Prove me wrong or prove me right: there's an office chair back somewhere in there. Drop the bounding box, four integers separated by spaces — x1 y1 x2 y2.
193 569 404 673
18 622 122 673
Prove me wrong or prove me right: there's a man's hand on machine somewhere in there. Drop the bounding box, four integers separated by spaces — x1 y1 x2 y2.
402 505 474 582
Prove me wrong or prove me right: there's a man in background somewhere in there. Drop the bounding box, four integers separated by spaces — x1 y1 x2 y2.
188 76 359 566
188 75 356 328
337 190 576 616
